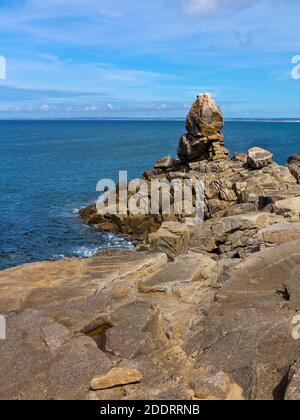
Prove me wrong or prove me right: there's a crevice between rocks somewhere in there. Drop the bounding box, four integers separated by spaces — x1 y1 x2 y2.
272 364 296 401
276 283 291 302
84 322 116 356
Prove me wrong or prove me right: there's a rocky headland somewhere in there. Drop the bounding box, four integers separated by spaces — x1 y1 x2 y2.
2 94 300 400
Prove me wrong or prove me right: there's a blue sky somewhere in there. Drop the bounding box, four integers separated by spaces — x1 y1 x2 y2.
0 0 299 118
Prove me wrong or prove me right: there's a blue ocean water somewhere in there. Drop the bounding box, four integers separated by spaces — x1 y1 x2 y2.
1 120 300 270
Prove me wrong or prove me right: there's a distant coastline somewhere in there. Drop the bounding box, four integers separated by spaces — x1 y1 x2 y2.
0 117 300 122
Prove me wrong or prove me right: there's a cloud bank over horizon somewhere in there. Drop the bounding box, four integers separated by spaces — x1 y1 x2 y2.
0 0 299 118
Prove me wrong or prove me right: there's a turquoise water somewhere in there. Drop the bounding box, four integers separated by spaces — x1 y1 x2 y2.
1 120 300 270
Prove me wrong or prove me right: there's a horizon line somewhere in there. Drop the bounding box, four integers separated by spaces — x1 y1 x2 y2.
0 117 300 122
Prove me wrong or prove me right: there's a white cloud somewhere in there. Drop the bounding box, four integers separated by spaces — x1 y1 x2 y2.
40 104 56 111
181 0 293 16
144 103 170 110
40 104 50 111
0 105 22 112
84 105 99 112
183 0 219 15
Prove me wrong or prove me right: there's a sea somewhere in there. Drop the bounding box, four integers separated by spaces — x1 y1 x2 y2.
1 120 300 270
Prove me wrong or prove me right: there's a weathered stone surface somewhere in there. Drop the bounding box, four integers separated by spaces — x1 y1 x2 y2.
223 203 258 217
140 252 220 296
285 362 300 400
178 133 228 163
91 368 143 390
148 222 190 261
247 147 273 169
80 204 163 240
0 249 168 312
177 94 228 163
105 301 165 359
193 371 244 400
189 212 284 257
187 241 300 400
288 153 300 185
274 196 300 219
0 312 113 400
154 156 177 170
256 222 300 248
288 153 300 164
0 241 218 401
289 163 300 184
178 134 206 162
232 152 247 164
186 93 224 137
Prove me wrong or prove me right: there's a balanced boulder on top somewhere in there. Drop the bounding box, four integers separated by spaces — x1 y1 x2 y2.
178 93 229 163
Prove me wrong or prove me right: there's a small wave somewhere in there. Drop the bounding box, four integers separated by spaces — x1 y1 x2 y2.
73 240 133 259
51 253 68 260
73 246 102 258
46 233 133 266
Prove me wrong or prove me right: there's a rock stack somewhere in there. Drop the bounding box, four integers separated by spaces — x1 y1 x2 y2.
80 93 300 239
178 93 229 163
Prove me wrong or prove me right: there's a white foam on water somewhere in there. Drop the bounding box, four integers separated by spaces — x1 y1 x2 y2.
73 246 101 258
73 239 133 258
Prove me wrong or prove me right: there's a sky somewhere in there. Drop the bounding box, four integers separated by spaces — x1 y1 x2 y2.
0 0 300 119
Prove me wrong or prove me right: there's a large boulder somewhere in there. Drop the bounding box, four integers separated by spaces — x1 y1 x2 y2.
148 221 190 261
186 93 224 137
188 212 284 258
178 133 228 163
247 147 273 169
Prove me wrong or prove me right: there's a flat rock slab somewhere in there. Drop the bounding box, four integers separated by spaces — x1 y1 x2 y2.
0 312 113 400
0 249 167 312
141 252 219 294
257 222 300 246
91 368 143 390
154 156 177 170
